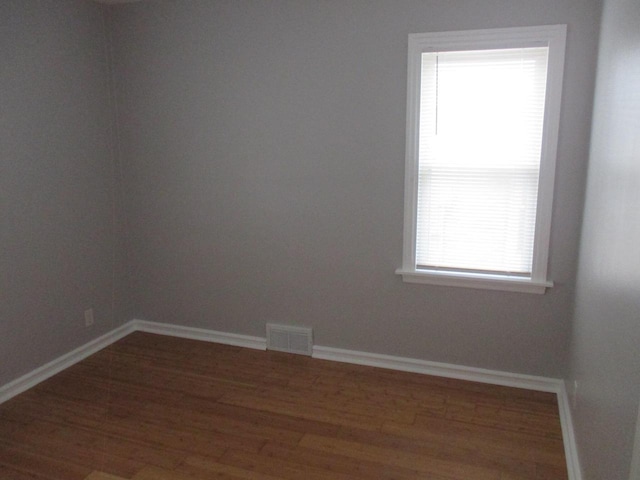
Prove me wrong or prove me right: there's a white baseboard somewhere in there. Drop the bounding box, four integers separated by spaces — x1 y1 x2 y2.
313 345 562 393
0 321 135 404
131 319 267 350
556 381 584 480
0 319 581 480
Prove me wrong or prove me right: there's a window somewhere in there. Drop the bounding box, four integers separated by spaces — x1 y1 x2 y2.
396 25 566 294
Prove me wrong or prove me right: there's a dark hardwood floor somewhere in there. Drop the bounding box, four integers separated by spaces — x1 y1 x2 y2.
0 332 567 479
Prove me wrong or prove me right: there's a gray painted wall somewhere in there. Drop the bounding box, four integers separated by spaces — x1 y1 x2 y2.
6 1 640 477
567 0 640 478
0 0 126 386
109 0 600 377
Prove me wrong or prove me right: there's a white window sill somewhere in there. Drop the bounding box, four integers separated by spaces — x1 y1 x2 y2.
395 268 553 294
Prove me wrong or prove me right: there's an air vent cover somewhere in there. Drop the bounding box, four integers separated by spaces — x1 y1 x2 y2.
266 324 313 356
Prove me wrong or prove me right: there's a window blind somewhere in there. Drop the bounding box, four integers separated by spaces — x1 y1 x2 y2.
416 47 549 274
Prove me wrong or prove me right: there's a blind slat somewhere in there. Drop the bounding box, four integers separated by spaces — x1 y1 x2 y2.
417 47 549 274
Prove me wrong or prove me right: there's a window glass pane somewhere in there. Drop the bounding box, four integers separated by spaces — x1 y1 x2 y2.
416 47 549 274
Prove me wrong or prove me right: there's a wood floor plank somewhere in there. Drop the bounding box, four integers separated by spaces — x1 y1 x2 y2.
0 332 568 480
0 440 92 480
299 433 502 480
218 387 389 431
131 465 195 480
0 463 53 480
195 449 360 480
339 423 540 478
180 454 286 480
441 403 564 439
84 472 129 480
220 445 458 480
383 417 566 469
139 401 304 447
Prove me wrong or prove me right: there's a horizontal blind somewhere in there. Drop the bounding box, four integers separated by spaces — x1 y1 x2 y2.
416 47 549 274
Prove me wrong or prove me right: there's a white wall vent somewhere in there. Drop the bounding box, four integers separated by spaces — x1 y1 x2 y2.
266 324 313 356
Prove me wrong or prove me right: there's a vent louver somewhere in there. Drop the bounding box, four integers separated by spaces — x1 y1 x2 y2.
266 324 313 356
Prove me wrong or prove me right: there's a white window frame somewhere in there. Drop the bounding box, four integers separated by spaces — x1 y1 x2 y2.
396 25 567 294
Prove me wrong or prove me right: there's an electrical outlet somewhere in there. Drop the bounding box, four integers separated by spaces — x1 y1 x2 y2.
84 308 94 327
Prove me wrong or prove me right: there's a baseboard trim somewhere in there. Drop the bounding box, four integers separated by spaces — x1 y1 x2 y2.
557 381 583 480
0 322 135 404
131 319 267 351
312 345 562 393
0 319 581 480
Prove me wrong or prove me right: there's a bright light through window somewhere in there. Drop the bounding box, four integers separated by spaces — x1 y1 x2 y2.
417 47 548 274
397 25 567 293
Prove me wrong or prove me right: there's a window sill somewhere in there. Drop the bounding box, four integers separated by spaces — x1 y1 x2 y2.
395 268 553 294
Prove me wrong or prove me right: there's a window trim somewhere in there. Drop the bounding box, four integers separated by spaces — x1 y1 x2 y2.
396 25 567 294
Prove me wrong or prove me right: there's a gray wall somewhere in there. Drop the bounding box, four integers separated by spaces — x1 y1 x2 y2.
109 0 600 377
8 2 640 477
567 0 640 478
0 0 126 386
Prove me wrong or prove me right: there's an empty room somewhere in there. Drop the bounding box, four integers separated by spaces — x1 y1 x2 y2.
1 0 639 479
